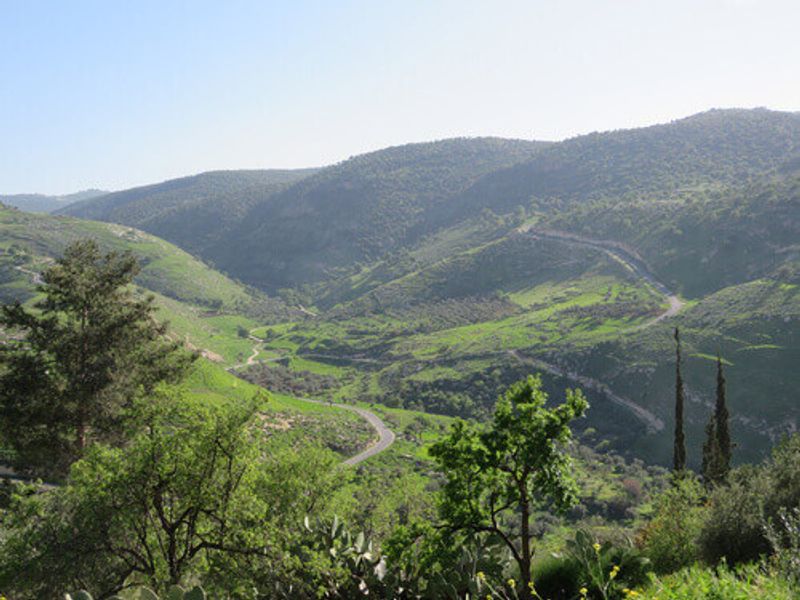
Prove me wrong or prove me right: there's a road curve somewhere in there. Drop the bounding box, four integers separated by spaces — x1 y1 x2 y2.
522 226 684 329
510 226 681 433
227 333 397 464
295 397 396 466
509 350 665 433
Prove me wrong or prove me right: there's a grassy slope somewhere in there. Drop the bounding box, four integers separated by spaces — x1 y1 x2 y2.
0 205 301 364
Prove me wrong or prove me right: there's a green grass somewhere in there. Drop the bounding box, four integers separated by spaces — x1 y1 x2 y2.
0 207 256 309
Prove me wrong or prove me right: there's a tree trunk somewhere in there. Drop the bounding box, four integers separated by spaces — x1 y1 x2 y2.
519 494 532 600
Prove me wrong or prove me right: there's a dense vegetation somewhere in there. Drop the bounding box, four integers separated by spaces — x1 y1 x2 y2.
1 189 106 213
48 109 800 464
0 240 797 598
3 109 799 596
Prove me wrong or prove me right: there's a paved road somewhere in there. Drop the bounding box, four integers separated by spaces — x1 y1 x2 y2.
509 350 665 433
521 226 684 329
293 397 396 466
510 226 682 432
227 331 396 465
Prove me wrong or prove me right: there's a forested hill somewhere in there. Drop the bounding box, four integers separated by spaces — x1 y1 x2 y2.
210 138 549 290
58 169 318 255
423 108 800 229
57 109 800 294
2 189 107 213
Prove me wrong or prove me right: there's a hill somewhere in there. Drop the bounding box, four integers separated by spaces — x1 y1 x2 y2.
42 109 800 465
62 139 550 291
1 189 107 213
59 169 318 257
0 204 303 365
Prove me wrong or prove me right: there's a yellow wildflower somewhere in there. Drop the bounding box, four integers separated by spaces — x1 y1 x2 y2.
507 578 516 588
580 587 588 598
593 542 601 553
609 564 620 580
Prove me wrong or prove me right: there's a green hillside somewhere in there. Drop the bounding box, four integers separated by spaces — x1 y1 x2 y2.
1 189 107 213
0 205 301 364
59 169 318 256
32 109 800 466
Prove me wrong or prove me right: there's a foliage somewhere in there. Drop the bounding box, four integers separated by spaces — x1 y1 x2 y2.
384 521 512 599
563 530 650 600
765 506 800 586
637 476 705 573
702 357 731 485
430 375 588 599
65 585 207 600
0 239 194 476
639 562 797 599
699 434 800 566
0 392 343 598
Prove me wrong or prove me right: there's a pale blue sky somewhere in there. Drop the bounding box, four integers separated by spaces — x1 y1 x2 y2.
2 0 798 194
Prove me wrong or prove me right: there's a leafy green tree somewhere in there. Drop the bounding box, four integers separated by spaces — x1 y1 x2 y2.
0 239 194 476
0 392 343 598
673 328 687 472
429 375 588 600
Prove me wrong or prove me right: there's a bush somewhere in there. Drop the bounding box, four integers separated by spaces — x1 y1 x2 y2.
698 435 800 567
545 530 650 600
532 554 583 600
765 506 800 586
637 476 705 573
639 562 797 599
698 466 770 565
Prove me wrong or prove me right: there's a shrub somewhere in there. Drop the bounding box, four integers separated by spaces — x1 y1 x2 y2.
639 562 797 599
532 554 583 600
698 465 770 565
564 530 650 600
637 476 705 573
765 506 800 586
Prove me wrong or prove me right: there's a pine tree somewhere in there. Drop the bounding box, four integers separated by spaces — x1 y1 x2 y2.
0 240 195 477
714 354 731 479
673 328 687 472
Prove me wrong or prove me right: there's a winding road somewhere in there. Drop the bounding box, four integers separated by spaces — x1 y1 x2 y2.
507 226 685 433
15 265 44 285
521 226 684 327
298 399 396 466
229 331 396 465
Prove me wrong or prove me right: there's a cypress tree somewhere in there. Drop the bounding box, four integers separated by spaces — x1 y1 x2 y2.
702 412 718 485
714 354 731 480
673 328 687 472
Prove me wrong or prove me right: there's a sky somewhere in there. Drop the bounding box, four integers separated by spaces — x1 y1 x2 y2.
1 0 798 195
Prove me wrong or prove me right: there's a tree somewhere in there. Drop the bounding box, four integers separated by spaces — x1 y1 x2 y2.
713 355 731 480
429 375 588 600
0 239 194 477
0 392 344 598
702 412 718 485
702 355 732 486
673 328 687 472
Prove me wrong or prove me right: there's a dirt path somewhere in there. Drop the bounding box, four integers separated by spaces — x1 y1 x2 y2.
15 265 44 285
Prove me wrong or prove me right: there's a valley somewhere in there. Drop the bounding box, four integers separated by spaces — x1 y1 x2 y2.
2 108 798 599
